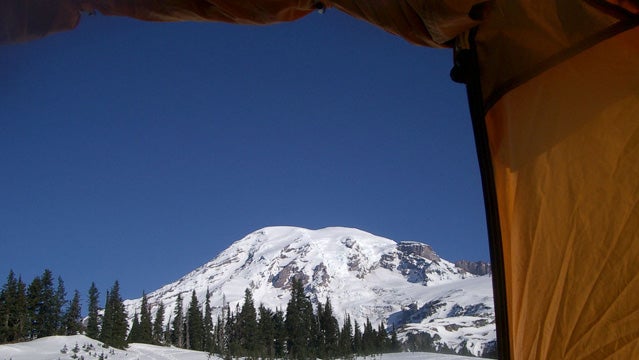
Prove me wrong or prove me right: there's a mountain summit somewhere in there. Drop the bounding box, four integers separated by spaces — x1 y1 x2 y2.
124 226 495 356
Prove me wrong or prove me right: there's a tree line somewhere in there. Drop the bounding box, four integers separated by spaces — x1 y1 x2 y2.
1 270 403 358
159 279 401 359
0 269 82 343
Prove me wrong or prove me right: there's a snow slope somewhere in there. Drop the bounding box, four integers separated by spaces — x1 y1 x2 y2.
0 335 479 360
122 227 495 356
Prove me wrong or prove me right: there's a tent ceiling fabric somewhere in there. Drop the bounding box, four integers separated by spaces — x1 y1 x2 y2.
1 0 485 46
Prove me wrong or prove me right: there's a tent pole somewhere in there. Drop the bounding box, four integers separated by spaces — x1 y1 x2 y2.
451 30 512 360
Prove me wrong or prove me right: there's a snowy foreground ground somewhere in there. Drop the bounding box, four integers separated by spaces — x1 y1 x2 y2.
0 335 478 360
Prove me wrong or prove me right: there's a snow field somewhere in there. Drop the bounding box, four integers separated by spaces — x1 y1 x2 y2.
0 335 480 360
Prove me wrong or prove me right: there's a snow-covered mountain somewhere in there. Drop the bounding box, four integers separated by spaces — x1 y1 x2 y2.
123 226 495 356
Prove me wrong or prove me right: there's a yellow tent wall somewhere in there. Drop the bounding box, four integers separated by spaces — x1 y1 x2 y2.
473 1 639 358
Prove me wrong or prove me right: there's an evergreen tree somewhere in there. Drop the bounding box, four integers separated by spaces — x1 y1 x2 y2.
26 269 58 339
0 274 8 343
138 292 153 344
26 275 42 339
257 304 275 358
338 314 353 358
214 313 225 355
39 270 58 337
86 282 100 339
127 313 141 343
100 281 128 349
272 308 286 359
285 278 315 359
152 301 165 344
0 270 27 344
224 303 240 356
14 277 27 341
315 301 325 357
100 290 113 345
238 288 257 356
352 319 362 355
319 298 340 359
361 317 377 355
202 289 214 352
0 271 27 343
186 290 204 351
63 290 82 335
377 321 389 353
171 293 184 348
54 276 67 334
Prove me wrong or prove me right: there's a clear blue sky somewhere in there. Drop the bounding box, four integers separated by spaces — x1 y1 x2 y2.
0 10 487 302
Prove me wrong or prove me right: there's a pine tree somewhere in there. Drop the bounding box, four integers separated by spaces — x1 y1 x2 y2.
127 313 141 343
171 294 184 348
63 290 82 335
319 298 340 359
138 292 153 344
54 276 67 334
100 281 128 349
338 313 353 357
214 313 225 355
26 275 42 339
377 321 389 353
14 277 27 342
152 301 165 344
272 308 286 359
0 271 27 343
0 271 28 343
257 304 275 358
238 288 257 356
186 290 204 350
0 274 8 343
224 303 240 356
389 325 401 352
361 317 377 355
86 282 100 339
315 301 325 357
202 289 214 352
285 278 315 359
26 269 59 339
352 319 362 355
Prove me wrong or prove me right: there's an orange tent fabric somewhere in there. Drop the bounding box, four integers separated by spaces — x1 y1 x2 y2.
2 1 638 358
476 2 639 358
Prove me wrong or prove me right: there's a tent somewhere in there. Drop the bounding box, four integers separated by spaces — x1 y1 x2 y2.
2 1 638 358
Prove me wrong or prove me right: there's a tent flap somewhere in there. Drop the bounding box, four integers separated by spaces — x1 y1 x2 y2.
1 0 483 47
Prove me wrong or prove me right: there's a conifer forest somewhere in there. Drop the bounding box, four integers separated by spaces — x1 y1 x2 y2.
0 269 404 359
